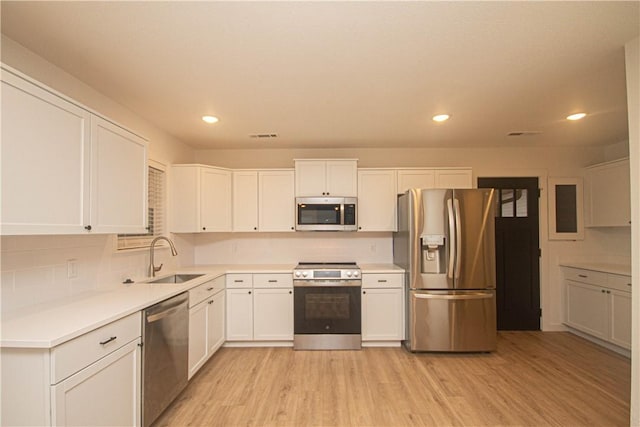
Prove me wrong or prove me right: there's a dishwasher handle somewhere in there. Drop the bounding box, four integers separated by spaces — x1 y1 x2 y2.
145 293 188 323
147 306 183 323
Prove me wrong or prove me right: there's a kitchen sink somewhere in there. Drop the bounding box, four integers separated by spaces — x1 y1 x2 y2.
148 274 204 284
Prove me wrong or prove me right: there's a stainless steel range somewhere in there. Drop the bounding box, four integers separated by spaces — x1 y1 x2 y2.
293 262 362 350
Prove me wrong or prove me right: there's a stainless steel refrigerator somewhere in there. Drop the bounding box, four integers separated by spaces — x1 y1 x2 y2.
393 188 497 352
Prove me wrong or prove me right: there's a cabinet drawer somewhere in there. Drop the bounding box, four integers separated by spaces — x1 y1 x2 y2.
362 273 404 289
51 311 141 384
253 273 293 288
226 273 253 288
563 268 607 286
189 276 225 307
608 274 632 293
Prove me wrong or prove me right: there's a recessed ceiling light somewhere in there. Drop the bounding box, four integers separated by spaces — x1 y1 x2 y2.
202 115 219 124
566 112 587 121
432 114 450 122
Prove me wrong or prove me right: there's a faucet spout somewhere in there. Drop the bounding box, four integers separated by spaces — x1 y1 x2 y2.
149 236 178 277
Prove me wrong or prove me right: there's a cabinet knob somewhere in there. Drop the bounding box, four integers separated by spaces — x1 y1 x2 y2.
601 290 606 293
207 287 214 291
607 290 611 294
358 226 362 230
289 290 292 294
254 227 257 230
291 227 295 230
248 291 252 294
208 300 214 304
84 225 92 231
363 290 366 294
202 227 206 231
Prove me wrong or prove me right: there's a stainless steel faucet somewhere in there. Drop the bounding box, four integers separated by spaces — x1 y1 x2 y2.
149 236 178 277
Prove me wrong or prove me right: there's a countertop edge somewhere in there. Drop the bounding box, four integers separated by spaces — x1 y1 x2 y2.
559 262 631 276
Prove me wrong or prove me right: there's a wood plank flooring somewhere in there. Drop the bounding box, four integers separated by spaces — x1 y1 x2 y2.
154 332 630 426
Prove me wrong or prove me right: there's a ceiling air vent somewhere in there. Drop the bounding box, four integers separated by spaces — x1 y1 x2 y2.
507 131 542 137
249 133 278 139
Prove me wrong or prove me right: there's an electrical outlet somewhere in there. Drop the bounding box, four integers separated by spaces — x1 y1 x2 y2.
67 259 78 279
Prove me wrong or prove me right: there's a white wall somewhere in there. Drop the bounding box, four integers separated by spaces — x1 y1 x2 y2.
624 36 639 427
0 36 196 316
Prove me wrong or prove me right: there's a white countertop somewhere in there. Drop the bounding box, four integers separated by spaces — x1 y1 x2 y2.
0 263 401 349
559 262 631 276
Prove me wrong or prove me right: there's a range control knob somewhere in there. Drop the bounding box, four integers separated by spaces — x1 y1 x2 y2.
353 271 360 277
346 271 352 277
294 271 301 278
302 271 308 278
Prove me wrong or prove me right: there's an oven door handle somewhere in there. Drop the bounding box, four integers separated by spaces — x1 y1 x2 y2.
293 280 361 287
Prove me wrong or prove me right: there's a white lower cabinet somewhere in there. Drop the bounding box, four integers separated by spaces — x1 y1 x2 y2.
0 312 142 426
188 277 226 379
52 339 141 426
226 273 293 342
563 267 632 350
361 273 404 343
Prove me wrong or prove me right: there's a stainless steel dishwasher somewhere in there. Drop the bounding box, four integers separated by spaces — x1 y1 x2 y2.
142 292 189 427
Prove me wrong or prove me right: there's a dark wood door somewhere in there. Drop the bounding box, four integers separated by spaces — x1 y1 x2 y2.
478 177 540 330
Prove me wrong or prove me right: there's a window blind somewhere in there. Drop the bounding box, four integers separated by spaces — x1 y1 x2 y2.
117 165 165 250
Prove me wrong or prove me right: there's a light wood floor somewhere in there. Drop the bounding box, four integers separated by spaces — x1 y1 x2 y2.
154 332 630 426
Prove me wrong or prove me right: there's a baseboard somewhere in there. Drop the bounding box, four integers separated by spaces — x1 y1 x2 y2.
564 327 631 358
362 341 402 348
223 341 293 348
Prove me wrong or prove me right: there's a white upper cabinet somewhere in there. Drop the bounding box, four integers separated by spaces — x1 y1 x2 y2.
171 165 232 233
1 66 147 235
357 169 397 231
584 158 631 227
90 116 147 234
435 169 473 189
397 169 435 194
258 170 295 232
233 170 295 232
295 159 357 197
232 171 259 231
396 168 472 194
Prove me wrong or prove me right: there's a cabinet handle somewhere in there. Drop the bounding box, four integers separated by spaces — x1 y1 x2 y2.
234 280 244 283
378 279 387 283
208 300 214 304
206 287 214 291
268 280 278 283
100 336 117 345
578 274 588 278
84 225 92 231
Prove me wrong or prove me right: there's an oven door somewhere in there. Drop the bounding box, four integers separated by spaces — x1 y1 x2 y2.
293 281 361 334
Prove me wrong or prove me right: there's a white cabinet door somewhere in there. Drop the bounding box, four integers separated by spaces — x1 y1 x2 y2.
357 170 397 231
170 166 199 232
1 69 91 235
565 280 609 340
201 167 232 232
609 290 632 349
295 160 326 196
435 169 473 189
52 339 141 427
295 160 357 197
253 288 293 340
188 301 208 379
326 160 358 197
397 170 435 194
233 171 258 231
90 116 147 234
362 288 404 341
585 159 631 227
259 170 295 232
226 288 253 341
207 291 226 354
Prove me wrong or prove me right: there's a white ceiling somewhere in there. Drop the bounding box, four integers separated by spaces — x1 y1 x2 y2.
1 1 638 150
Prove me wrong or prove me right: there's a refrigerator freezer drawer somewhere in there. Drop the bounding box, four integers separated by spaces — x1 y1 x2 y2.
406 290 496 352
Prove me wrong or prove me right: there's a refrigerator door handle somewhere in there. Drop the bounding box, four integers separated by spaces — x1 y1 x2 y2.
446 198 456 279
453 198 462 279
413 292 494 300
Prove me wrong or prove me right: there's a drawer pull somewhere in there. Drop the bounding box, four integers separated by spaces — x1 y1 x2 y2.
578 274 588 278
206 287 214 291
628 283 632 287
378 279 387 283
234 280 244 283
268 280 278 283
99 336 117 345
208 300 214 304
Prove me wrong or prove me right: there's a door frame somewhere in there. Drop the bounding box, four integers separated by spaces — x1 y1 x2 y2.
474 168 557 331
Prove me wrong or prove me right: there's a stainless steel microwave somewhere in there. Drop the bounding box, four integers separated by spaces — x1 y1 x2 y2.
295 197 357 231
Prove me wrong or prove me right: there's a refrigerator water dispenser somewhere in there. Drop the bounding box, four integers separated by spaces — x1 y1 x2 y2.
421 234 445 273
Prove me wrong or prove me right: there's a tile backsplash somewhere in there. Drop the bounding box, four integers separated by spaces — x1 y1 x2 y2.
1 234 188 316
